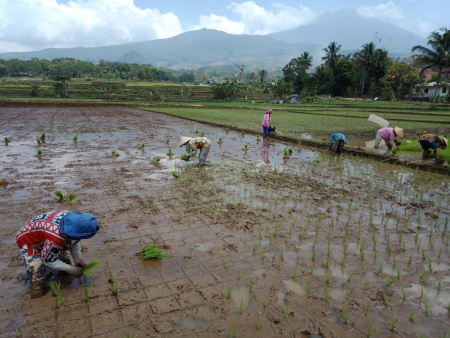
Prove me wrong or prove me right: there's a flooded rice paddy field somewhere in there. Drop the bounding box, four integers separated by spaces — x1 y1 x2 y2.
0 105 449 338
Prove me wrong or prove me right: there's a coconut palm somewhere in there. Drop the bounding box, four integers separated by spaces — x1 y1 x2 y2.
322 41 342 97
353 42 388 98
322 41 342 74
412 27 450 105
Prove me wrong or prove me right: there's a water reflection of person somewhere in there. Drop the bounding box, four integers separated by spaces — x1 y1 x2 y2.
261 140 270 164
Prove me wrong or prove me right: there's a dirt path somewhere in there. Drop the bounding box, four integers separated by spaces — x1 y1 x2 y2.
0 106 449 337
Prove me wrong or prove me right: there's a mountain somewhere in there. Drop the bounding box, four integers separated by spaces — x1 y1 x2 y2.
0 29 321 70
0 11 427 70
269 9 426 55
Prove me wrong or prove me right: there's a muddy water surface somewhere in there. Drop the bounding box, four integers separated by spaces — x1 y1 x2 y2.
0 105 449 337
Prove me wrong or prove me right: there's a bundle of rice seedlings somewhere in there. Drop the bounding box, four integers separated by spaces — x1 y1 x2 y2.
83 259 102 276
139 245 170 260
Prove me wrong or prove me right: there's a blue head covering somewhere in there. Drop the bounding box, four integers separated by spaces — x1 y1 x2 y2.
60 212 99 239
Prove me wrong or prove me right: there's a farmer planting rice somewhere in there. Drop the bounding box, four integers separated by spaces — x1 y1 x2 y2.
261 109 274 135
374 126 403 150
179 136 212 165
329 132 347 155
418 134 448 160
16 210 99 298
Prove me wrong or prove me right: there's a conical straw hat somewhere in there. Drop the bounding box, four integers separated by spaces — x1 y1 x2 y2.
438 136 448 149
394 127 404 138
179 136 192 147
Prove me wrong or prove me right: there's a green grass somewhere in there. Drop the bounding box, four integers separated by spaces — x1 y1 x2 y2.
396 139 450 161
139 245 171 260
143 104 450 134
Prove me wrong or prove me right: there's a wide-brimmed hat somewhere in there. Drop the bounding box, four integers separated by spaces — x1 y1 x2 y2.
394 127 404 138
60 212 99 240
437 136 448 149
179 136 193 147
266 109 273 114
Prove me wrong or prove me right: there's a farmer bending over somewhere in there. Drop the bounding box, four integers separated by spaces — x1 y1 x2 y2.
262 109 274 135
16 210 99 298
418 134 447 160
374 127 403 150
330 133 347 155
179 136 212 165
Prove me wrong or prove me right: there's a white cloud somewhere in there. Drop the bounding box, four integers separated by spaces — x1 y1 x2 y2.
357 1 403 20
191 1 316 35
0 0 183 52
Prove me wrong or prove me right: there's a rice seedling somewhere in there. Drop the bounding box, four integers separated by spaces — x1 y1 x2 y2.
386 278 395 287
37 149 42 156
409 309 416 322
304 281 311 293
347 272 354 282
402 289 406 302
325 271 332 284
283 304 290 319
291 268 298 280
123 328 136 338
262 295 269 308
260 251 265 260
237 270 241 280
112 281 119 295
67 192 77 204
41 133 46 140
36 138 40 145
85 283 93 300
149 133 154 138
54 190 64 202
111 150 118 156
152 157 161 164
226 287 233 299
256 314 262 330
342 309 348 324
49 281 61 296
230 325 238 338
4 137 9 144
437 279 442 293
367 323 373 338
56 292 64 309
239 299 244 314
276 260 282 270
389 317 397 332
252 243 258 252
139 245 170 259
364 302 371 317
424 298 431 316
139 143 145 150
172 172 182 179
108 270 115 283
73 135 78 142
83 259 102 276
382 293 390 307
324 287 330 302
249 282 255 293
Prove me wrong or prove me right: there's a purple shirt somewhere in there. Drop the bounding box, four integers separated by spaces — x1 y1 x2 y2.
379 128 396 141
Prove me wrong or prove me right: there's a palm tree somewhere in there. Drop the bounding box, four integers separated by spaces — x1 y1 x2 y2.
412 27 450 106
322 41 342 74
353 42 387 98
322 41 342 97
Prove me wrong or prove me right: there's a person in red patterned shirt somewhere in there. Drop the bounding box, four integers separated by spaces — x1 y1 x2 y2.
16 210 99 298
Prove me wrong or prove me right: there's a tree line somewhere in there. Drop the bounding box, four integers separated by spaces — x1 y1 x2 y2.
1 27 449 102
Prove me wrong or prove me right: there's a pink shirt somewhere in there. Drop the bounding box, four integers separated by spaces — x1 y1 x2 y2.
379 128 396 141
262 114 271 127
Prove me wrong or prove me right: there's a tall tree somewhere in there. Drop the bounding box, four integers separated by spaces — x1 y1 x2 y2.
282 52 313 93
412 27 450 105
322 41 342 96
353 42 388 98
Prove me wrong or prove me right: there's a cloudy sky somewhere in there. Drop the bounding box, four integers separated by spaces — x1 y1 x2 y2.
0 0 447 52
